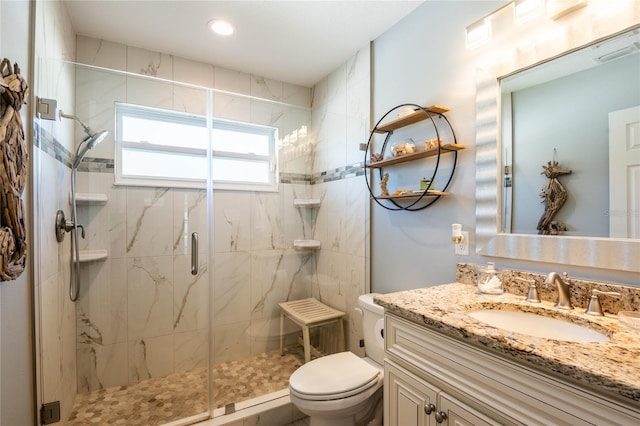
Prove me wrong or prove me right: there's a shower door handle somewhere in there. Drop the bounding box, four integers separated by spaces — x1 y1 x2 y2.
191 232 199 275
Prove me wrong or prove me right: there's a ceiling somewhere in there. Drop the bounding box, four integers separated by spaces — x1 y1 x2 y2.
64 0 425 87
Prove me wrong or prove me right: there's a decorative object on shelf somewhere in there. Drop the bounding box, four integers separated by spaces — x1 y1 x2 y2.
364 103 464 211
537 149 572 235
380 173 390 197
370 152 383 163
424 138 439 150
0 59 28 281
391 138 416 156
420 178 433 191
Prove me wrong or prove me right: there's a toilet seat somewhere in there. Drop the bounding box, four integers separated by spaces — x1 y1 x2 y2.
289 352 382 401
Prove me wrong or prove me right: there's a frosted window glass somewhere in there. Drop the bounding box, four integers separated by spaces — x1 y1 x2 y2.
122 116 207 149
212 128 269 155
122 148 206 180
212 158 270 183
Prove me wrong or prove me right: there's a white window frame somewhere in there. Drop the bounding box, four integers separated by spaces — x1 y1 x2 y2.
114 102 279 191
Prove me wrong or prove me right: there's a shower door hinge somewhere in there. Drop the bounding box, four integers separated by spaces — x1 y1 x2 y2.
36 97 58 121
41 401 61 424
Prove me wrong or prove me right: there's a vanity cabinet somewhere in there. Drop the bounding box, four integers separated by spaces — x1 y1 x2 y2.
384 313 640 426
364 104 465 211
386 360 495 426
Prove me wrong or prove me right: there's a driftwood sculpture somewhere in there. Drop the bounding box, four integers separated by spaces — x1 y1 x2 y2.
380 173 389 197
537 159 571 235
0 59 28 280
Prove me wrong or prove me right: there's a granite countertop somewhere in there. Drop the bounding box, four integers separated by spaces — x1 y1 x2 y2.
374 283 640 405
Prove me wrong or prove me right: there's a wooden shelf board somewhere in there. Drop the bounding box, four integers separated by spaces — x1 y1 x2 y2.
375 190 449 200
374 105 449 133
365 143 465 169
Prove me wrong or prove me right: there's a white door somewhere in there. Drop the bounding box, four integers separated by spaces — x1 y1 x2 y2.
609 106 640 238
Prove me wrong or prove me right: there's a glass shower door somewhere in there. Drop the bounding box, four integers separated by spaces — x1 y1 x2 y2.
35 61 212 425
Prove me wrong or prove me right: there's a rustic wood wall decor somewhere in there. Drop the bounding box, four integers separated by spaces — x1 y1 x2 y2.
0 59 28 280
537 152 572 235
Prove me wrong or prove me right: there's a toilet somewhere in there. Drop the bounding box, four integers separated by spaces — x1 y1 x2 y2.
288 294 385 426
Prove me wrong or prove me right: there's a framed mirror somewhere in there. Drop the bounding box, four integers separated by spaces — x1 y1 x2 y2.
500 28 640 238
474 19 640 273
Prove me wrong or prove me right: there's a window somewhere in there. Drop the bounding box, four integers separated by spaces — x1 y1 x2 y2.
115 103 279 191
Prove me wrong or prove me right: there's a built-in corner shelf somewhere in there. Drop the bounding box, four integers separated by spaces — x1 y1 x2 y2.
75 249 108 263
293 240 321 251
70 192 108 205
294 199 321 208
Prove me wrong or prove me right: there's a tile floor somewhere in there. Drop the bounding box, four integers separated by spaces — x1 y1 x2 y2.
68 347 305 425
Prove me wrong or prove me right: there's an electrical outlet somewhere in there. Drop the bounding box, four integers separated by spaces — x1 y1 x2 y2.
455 231 469 255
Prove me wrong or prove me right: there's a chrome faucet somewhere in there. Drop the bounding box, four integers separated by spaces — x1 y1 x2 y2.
545 272 573 309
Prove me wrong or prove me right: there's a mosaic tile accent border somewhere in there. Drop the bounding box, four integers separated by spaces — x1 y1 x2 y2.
34 120 73 168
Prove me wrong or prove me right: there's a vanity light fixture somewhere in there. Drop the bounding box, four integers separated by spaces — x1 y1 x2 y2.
465 17 492 49
513 0 545 25
547 0 588 20
209 19 235 36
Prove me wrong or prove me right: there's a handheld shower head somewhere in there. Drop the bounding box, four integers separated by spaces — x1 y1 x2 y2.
59 110 108 169
73 130 108 169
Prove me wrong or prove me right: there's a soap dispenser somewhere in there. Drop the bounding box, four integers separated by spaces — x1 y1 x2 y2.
477 262 503 295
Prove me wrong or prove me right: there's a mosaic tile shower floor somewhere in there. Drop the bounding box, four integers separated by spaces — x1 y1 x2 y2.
68 347 305 425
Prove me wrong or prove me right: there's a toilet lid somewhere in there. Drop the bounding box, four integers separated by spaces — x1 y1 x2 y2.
289 352 381 400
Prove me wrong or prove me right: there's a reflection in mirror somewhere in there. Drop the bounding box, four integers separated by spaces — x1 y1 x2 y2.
500 28 640 239
474 22 640 274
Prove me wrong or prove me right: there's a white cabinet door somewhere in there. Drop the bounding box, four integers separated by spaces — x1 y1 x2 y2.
439 392 500 426
385 360 438 426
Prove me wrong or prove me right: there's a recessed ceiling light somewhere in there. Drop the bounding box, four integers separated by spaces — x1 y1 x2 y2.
209 19 234 36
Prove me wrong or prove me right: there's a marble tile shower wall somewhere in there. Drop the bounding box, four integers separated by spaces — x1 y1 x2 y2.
309 46 370 356
72 36 370 392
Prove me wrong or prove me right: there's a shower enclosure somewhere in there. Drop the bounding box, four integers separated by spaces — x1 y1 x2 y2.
35 58 320 424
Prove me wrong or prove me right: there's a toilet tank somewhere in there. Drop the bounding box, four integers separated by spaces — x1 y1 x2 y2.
357 293 385 365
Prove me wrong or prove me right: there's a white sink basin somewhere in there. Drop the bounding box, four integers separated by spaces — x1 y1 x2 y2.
467 310 610 343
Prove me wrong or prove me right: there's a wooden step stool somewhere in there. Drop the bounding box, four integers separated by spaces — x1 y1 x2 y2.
279 298 346 363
